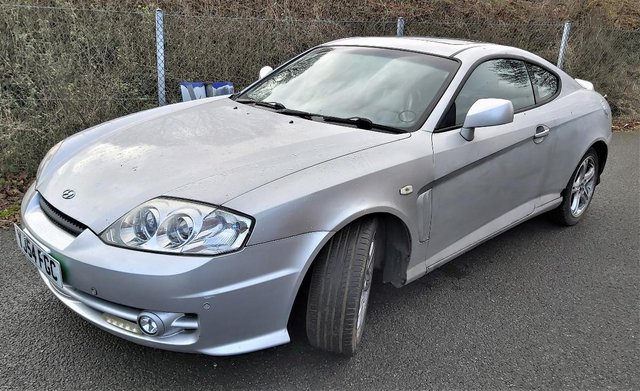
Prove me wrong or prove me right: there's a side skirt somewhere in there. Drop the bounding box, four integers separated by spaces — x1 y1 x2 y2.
404 195 562 285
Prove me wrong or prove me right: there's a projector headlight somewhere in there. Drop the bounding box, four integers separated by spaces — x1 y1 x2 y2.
101 198 253 255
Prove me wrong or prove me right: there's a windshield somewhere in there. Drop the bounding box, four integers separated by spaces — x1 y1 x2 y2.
237 46 458 131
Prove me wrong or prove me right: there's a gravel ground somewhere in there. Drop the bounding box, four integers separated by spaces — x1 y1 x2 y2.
0 132 638 390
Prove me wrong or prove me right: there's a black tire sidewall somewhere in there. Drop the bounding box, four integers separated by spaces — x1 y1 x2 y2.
354 225 378 346
305 217 380 355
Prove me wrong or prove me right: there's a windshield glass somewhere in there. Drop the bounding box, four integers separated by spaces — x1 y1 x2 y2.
237 46 458 131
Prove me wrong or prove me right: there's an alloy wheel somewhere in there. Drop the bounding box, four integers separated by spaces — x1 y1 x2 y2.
356 236 375 342
570 155 597 217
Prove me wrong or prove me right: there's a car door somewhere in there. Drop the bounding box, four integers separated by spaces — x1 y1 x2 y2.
425 58 551 267
524 62 563 205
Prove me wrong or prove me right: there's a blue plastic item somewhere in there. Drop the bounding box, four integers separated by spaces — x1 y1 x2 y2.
206 81 235 97
179 81 207 102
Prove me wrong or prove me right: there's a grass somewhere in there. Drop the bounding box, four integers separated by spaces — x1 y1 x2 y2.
0 203 21 229
0 173 31 228
0 205 20 220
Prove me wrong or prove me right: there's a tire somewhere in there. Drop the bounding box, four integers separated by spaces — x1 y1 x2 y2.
552 148 600 226
306 217 380 355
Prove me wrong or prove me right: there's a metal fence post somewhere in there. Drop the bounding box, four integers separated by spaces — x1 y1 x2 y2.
557 21 572 70
396 17 405 37
155 8 167 106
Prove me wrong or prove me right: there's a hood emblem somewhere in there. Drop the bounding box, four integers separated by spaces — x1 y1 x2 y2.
62 189 76 199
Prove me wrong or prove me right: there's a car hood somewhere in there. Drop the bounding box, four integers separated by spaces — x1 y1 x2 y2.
37 97 409 233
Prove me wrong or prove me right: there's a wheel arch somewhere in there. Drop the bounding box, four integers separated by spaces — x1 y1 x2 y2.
591 140 608 178
564 138 609 191
328 209 413 287
287 210 413 327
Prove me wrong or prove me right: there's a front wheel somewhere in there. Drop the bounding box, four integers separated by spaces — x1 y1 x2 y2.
306 217 380 355
552 148 600 226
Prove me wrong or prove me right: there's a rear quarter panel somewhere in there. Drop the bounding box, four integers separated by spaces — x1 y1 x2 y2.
543 88 612 194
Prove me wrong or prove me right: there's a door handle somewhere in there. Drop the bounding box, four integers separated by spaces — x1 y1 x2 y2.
534 125 550 139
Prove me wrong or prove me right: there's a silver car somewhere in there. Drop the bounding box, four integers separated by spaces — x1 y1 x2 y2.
16 37 611 356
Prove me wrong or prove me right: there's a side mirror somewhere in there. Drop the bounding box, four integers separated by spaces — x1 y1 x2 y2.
460 98 514 141
258 66 273 80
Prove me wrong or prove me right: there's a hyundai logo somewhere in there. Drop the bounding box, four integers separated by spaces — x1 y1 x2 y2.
62 189 76 199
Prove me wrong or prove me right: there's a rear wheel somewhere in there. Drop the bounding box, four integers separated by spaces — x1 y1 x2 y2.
552 148 599 226
306 217 380 355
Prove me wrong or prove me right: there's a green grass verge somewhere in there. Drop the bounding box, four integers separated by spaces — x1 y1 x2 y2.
0 204 20 220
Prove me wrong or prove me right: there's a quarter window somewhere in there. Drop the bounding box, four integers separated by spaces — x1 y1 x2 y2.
526 63 559 103
440 59 536 128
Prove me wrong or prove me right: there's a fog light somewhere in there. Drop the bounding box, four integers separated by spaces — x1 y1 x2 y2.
137 311 165 336
139 316 158 335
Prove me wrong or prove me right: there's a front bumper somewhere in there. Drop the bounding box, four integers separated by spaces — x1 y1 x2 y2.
20 186 327 355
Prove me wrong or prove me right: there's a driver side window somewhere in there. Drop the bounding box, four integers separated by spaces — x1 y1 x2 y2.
439 59 535 129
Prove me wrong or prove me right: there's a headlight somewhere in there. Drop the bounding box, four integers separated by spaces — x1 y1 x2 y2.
101 198 253 255
36 141 63 180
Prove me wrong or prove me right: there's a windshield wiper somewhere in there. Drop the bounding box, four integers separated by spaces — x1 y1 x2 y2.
255 101 287 110
236 98 285 110
236 99 314 118
236 99 406 133
320 116 406 133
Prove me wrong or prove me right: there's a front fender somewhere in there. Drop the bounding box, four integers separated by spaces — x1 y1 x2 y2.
224 132 433 280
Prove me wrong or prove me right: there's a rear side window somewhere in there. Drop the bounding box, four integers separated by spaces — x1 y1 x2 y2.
526 63 559 103
439 59 536 128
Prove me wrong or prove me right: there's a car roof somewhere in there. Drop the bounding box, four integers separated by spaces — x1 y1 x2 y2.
322 36 499 58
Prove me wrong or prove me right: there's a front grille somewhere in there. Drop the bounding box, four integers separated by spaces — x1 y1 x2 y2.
39 195 88 236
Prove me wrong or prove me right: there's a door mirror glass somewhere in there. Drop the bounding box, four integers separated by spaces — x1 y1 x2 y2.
460 98 514 141
258 66 273 80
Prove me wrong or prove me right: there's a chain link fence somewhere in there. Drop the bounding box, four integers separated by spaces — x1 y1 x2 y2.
160 14 396 103
1 3 638 175
563 25 640 117
0 4 157 174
